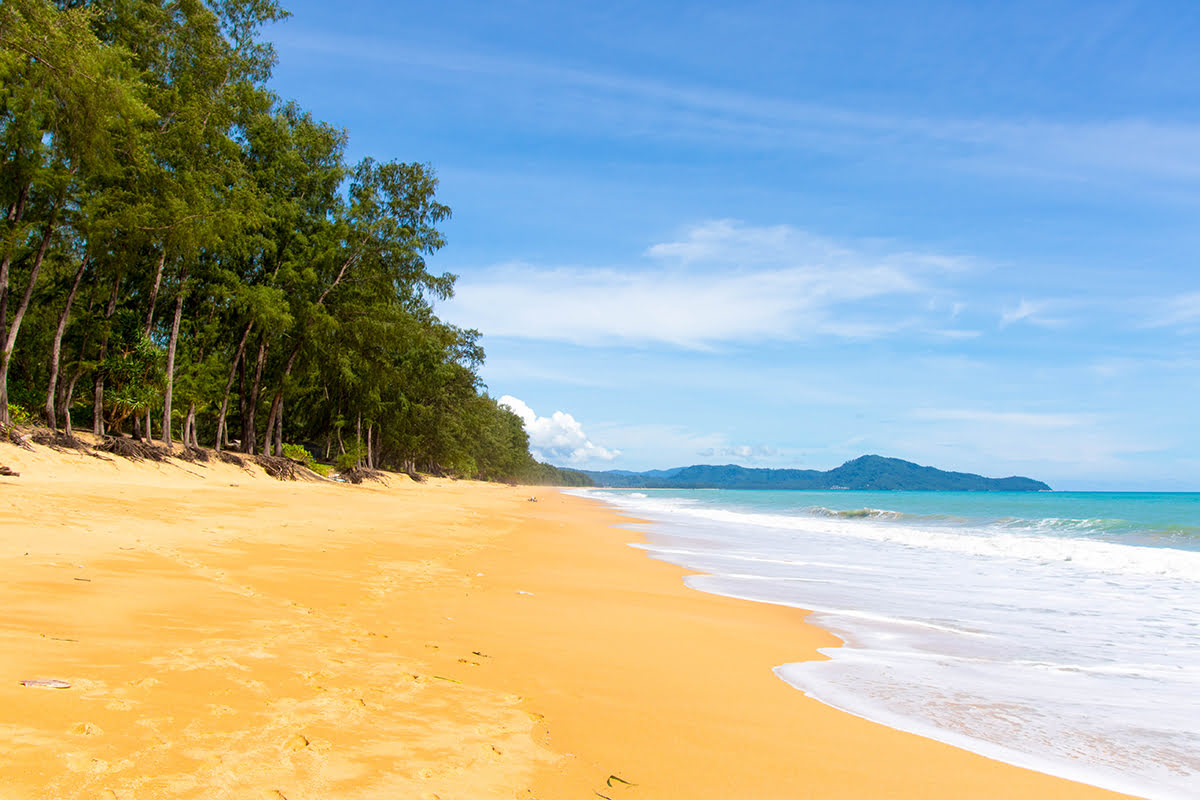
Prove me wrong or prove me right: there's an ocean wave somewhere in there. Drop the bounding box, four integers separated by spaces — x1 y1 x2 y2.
806 506 904 520
591 491 1200 582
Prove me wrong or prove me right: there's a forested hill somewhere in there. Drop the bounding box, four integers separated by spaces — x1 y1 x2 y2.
0 0 581 485
583 456 1051 491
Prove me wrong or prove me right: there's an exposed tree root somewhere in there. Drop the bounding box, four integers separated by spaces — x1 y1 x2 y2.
215 450 246 467
175 446 212 463
30 431 91 453
254 454 300 481
340 466 388 485
97 436 171 462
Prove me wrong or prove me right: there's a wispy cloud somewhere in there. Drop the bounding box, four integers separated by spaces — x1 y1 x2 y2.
697 444 779 461
1147 291 1200 328
913 408 1101 428
444 221 964 348
901 407 1163 479
999 298 1070 328
278 30 1200 187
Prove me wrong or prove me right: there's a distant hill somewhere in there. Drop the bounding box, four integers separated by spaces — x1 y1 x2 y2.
582 455 1050 491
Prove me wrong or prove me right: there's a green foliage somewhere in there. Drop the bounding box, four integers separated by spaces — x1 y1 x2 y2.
6 403 31 425
280 442 311 464
0 0 553 483
97 312 165 432
334 440 367 472
519 461 595 487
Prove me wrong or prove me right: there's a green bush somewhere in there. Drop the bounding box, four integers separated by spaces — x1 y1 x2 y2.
6 403 31 425
334 441 367 471
309 463 332 477
281 442 312 464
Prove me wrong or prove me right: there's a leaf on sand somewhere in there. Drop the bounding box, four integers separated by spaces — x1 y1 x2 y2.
20 679 70 689
607 775 635 787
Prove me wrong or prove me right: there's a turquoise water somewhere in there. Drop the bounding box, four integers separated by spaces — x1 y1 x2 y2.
580 489 1200 800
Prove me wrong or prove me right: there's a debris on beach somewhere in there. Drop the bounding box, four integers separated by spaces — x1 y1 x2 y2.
5 428 34 451
0 465 18 477
19 679 71 689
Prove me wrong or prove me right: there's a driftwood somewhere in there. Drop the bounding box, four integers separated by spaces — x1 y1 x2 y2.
0 465 18 477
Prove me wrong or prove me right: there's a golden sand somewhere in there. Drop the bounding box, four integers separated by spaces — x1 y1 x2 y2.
0 441 1135 799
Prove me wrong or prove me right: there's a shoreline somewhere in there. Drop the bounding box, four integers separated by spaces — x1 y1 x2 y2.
0 441 1137 798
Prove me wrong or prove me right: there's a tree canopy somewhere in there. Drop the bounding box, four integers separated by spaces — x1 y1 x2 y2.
0 0 588 486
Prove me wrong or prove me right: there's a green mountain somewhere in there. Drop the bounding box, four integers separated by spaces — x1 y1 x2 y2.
582 455 1050 491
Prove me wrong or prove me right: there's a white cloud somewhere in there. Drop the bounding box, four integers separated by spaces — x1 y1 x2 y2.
444 221 965 348
499 395 618 465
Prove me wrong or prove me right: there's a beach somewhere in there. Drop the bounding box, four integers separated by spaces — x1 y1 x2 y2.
0 441 1136 799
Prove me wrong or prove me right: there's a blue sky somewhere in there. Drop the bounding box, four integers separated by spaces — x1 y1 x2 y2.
267 1 1200 490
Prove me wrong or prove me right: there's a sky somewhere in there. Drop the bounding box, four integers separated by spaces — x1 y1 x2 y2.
266 1 1200 490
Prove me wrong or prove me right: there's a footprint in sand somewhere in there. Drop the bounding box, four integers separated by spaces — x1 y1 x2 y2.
71 722 103 736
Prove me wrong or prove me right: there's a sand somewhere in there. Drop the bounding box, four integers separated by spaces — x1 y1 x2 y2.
0 440 1137 799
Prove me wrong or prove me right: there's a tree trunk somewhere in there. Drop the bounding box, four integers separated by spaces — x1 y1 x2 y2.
242 335 269 453
0 207 58 425
273 402 283 456
45 254 89 429
367 423 374 469
160 267 187 450
143 249 166 336
214 320 252 451
185 402 197 448
93 271 123 435
63 370 83 438
262 341 302 457
0 180 31 344
356 411 362 468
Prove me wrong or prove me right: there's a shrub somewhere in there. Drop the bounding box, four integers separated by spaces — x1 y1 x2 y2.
6 403 31 425
281 442 312 465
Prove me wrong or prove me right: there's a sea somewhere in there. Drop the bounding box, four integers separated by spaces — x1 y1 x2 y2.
573 489 1200 800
